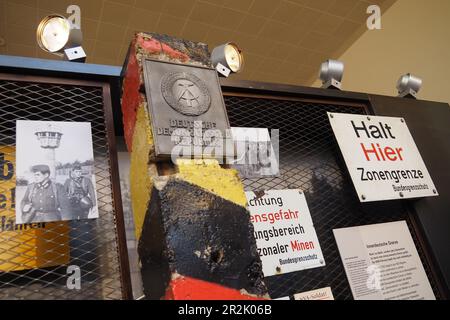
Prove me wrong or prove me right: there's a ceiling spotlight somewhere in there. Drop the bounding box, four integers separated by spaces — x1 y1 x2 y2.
397 73 422 99
211 42 244 77
319 59 344 90
37 14 85 62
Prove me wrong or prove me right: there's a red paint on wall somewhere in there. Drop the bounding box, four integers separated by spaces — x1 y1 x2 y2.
121 40 141 151
164 275 268 300
137 34 190 62
121 34 192 151
136 35 163 55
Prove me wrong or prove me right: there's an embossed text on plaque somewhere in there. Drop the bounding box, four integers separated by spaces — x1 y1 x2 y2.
142 59 231 159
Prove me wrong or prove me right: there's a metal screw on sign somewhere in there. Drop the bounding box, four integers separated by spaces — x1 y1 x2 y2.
329 113 334 118
276 266 282 274
399 192 404 198
401 118 405 123
433 189 437 194
367 116 371 121
361 194 366 201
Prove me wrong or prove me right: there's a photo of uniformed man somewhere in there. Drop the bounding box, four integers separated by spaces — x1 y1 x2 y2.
230 127 279 179
20 164 68 223
16 120 99 223
64 165 97 220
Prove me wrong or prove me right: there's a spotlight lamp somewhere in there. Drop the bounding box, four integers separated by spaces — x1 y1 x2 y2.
211 42 244 77
319 59 344 90
397 73 422 99
37 14 85 62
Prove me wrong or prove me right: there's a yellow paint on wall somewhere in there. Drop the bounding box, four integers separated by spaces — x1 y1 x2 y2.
129 106 247 240
176 159 247 208
130 103 157 240
0 146 69 272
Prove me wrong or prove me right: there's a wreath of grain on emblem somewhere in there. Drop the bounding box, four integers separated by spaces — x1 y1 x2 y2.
161 72 179 108
161 72 211 116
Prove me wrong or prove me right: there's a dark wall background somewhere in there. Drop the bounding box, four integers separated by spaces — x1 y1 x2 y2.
369 94 450 296
1 55 449 299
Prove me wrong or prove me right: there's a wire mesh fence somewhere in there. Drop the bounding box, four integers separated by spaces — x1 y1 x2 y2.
0 77 124 300
0 76 441 300
224 94 442 300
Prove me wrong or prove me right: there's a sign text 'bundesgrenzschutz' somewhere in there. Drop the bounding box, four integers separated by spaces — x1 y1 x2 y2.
328 113 438 202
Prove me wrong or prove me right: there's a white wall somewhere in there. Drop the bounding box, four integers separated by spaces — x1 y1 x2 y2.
312 0 450 105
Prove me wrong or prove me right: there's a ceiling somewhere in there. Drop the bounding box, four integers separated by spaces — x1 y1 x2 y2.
0 0 395 85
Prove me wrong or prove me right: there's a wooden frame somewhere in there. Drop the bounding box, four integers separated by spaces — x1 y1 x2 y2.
0 72 133 300
219 78 449 300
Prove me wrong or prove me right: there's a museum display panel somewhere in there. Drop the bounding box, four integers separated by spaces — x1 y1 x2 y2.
0 25 449 300
221 87 445 300
0 67 131 299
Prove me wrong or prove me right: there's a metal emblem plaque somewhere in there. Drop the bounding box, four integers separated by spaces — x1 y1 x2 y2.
143 59 231 159
161 72 211 116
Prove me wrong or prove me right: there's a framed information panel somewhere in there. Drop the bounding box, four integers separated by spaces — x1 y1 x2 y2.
0 72 131 300
221 80 446 300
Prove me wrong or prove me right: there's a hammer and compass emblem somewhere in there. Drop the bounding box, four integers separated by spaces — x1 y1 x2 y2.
161 72 211 116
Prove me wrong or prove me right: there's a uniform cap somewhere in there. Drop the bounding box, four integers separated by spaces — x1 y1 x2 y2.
31 164 50 173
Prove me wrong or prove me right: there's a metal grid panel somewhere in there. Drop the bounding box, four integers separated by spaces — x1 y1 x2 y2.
0 78 123 299
224 94 441 300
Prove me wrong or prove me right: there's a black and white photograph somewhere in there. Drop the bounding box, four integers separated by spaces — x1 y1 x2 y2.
230 127 280 179
15 120 99 224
